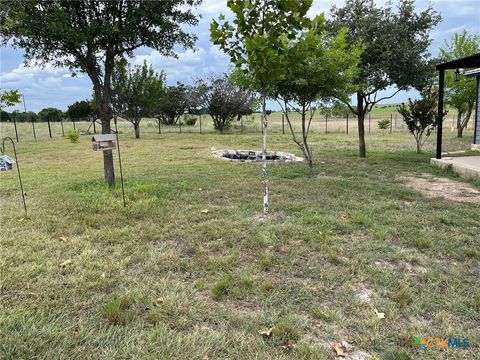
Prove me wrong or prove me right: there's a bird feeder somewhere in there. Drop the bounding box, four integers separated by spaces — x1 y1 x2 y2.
92 134 116 151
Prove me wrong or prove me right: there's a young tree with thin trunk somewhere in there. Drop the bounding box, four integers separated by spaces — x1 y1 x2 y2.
397 87 444 153
328 0 440 158
211 0 311 214
112 61 165 139
0 0 200 186
440 31 480 138
274 21 362 176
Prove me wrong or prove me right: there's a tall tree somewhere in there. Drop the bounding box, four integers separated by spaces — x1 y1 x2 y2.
156 83 191 125
0 0 200 186
274 20 362 175
38 108 63 122
440 30 480 138
211 0 312 214
328 0 440 157
192 75 255 133
67 100 95 122
112 61 165 138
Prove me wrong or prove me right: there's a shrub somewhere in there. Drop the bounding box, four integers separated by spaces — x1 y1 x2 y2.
183 114 197 126
66 130 80 143
378 118 390 134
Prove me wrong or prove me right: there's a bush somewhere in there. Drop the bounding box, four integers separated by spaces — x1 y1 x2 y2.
183 114 197 126
66 130 80 143
378 118 390 133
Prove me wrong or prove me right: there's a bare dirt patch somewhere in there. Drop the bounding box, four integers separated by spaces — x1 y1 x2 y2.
402 175 480 204
253 212 284 222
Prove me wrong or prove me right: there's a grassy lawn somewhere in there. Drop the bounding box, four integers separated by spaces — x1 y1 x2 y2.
1 127 479 359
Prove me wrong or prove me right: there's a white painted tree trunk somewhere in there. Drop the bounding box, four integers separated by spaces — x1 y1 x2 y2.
261 92 269 214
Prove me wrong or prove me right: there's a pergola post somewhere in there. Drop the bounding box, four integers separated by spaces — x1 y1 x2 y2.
436 68 445 159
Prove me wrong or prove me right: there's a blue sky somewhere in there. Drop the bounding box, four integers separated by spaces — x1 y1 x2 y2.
0 0 479 112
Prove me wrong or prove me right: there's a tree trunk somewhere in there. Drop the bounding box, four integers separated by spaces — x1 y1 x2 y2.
356 93 366 158
261 91 269 214
99 102 115 187
134 123 140 139
457 112 464 138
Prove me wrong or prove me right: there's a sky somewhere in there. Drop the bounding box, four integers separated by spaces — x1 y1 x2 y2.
0 0 479 113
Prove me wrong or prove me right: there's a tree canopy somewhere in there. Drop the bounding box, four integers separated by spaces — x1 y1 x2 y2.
440 30 480 137
192 75 255 133
328 0 441 157
112 61 165 138
66 100 95 122
38 107 63 122
156 83 191 126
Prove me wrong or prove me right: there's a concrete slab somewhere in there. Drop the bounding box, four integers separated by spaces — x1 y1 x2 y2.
431 156 480 180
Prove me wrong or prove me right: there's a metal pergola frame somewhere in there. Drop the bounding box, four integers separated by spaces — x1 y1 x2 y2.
435 53 480 159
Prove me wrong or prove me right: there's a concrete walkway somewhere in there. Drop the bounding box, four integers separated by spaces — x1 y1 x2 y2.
431 156 480 180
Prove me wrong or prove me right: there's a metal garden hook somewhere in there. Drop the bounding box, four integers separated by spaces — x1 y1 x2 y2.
1 136 27 216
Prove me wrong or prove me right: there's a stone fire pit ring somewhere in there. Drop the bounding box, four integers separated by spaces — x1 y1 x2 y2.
211 149 303 162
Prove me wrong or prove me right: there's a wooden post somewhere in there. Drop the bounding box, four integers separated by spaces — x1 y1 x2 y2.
93 120 96 134
47 118 52 138
241 115 244 133
32 118 36 139
60 118 65 136
73 119 76 131
436 69 445 159
157 119 161 134
199 114 202 134
390 113 393 134
368 113 371 134
282 113 285 134
346 113 349 134
325 114 328 134
13 114 19 142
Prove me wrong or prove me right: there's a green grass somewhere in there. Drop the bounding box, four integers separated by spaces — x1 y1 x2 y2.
0 128 478 359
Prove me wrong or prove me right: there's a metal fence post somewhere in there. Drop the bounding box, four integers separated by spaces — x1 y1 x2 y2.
47 118 52 138
60 118 65 136
93 120 96 134
390 113 393 134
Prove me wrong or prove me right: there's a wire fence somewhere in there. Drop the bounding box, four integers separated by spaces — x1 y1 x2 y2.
0 112 468 142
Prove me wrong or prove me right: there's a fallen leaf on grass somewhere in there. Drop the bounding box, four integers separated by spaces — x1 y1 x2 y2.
258 326 274 337
339 212 348 220
18 218 26 222
374 308 385 319
333 341 347 357
281 339 294 351
59 259 73 268
201 209 209 214
73 326 80 337
153 297 164 306
202 356 210 360
59 236 67 242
